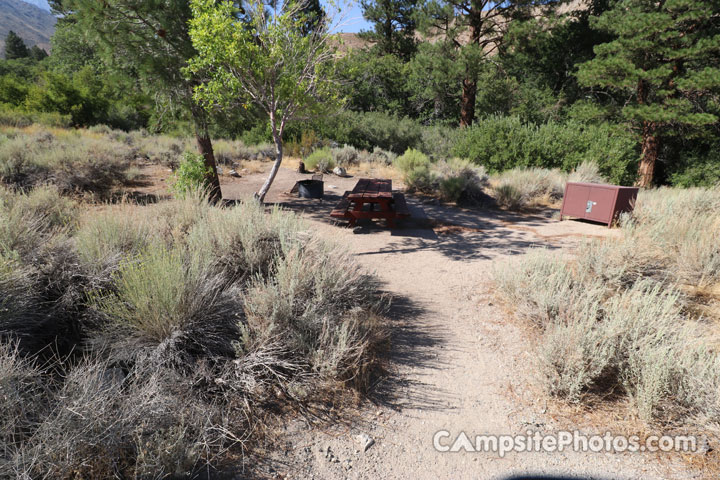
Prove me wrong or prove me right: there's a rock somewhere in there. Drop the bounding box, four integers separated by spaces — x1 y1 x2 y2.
228 169 241 178
216 167 224 175
333 166 347 177
355 433 375 452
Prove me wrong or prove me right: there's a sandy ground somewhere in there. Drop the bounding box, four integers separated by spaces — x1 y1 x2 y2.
136 165 698 479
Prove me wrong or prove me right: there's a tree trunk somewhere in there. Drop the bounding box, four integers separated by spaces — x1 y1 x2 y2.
256 130 283 203
189 101 222 203
636 122 658 188
196 133 222 203
459 5 482 128
634 78 657 187
459 77 476 128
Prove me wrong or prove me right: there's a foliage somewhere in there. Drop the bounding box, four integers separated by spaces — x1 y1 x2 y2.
359 0 418 59
453 115 638 184
69 0 221 198
331 144 359 166
490 162 606 210
337 50 415 117
435 157 488 203
304 147 335 172
416 0 558 126
189 0 340 201
669 150 720 188
577 0 720 185
311 110 424 154
0 189 387 476
170 152 212 198
4 31 29 60
394 148 430 175
0 126 134 194
494 186 720 424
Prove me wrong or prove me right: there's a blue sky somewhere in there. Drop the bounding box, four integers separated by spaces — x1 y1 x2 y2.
333 0 372 33
23 0 371 33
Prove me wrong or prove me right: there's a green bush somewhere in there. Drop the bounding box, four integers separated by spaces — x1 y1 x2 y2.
170 152 211 198
435 158 488 203
331 144 359 166
490 163 606 210
304 147 335 172
394 148 431 174
310 111 423 154
453 115 638 184
0 106 71 128
669 150 720 188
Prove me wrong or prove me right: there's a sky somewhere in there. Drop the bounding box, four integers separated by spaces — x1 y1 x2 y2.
21 0 372 33
332 0 372 33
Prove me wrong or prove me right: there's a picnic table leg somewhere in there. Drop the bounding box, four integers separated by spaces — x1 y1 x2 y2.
348 200 363 227
380 199 396 228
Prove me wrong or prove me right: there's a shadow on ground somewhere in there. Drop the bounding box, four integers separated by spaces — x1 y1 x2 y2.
273 192 563 261
370 290 452 413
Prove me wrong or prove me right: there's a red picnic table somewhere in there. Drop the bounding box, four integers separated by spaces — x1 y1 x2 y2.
330 178 410 228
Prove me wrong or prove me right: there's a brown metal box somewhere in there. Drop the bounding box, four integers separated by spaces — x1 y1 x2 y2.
560 182 639 226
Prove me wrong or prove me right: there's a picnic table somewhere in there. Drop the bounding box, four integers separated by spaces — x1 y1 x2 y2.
330 178 410 227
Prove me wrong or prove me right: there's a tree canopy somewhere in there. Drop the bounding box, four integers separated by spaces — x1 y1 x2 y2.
188 0 341 201
4 31 30 60
577 0 720 186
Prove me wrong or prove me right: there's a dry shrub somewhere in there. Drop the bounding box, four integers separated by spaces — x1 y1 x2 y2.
0 187 387 477
243 242 386 389
0 128 135 194
494 186 720 427
491 162 605 210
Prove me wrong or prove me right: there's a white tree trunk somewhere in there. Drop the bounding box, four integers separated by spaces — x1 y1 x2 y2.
255 131 283 203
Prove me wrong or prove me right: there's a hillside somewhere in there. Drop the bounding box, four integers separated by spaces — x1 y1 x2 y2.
0 0 56 57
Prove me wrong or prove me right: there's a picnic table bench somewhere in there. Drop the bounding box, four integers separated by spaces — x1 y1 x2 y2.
330 178 410 227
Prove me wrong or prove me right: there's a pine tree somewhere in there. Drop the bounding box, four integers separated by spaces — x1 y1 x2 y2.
29 45 49 61
577 0 720 187
68 0 222 201
417 0 555 127
4 31 29 60
360 0 418 59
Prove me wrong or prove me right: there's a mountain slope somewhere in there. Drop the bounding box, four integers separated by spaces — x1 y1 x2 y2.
21 0 51 11
0 0 56 57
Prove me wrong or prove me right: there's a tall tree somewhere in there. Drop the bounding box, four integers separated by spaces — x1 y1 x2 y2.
29 45 49 61
4 31 30 60
418 0 556 127
577 0 720 187
360 0 419 59
64 0 222 200
189 0 340 202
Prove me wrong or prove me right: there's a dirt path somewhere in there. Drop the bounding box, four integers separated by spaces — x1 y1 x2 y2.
261 199 693 480
137 167 695 479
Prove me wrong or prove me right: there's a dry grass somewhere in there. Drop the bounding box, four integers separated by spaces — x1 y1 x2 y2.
490 161 605 210
494 186 720 435
0 127 135 195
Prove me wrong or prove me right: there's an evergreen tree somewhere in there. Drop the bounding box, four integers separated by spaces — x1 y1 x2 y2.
29 45 49 61
417 0 556 127
66 0 222 200
360 0 419 59
4 31 30 60
577 0 720 186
